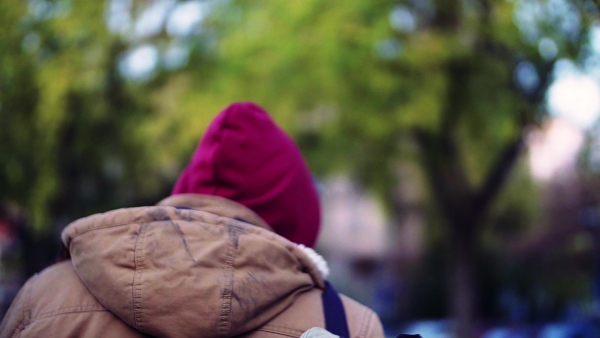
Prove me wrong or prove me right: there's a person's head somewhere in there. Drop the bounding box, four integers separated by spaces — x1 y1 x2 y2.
172 102 321 247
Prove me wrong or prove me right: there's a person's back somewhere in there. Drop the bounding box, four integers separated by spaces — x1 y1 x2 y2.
0 103 384 337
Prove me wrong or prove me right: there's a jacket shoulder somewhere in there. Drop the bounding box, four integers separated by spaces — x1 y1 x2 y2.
247 289 384 338
340 294 385 338
0 261 144 338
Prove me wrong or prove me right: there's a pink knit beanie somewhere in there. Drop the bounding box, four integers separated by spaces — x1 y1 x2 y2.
172 102 321 247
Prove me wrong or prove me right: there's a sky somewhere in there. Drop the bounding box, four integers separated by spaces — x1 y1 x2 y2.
528 118 584 180
548 57 600 131
529 61 600 180
531 26 600 180
109 0 209 80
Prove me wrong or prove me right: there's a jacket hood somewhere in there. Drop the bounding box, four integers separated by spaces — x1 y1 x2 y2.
61 195 325 338
172 102 321 247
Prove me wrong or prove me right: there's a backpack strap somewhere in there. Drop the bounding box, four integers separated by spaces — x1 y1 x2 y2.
321 281 423 338
321 281 350 338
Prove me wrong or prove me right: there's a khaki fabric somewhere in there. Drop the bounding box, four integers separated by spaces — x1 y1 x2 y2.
0 195 384 338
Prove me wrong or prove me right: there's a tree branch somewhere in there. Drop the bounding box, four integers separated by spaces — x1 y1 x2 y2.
472 133 524 220
413 128 473 227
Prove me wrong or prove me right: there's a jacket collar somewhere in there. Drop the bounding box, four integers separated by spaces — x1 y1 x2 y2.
157 194 273 232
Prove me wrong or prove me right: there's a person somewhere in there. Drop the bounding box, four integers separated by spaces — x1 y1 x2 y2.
0 102 384 337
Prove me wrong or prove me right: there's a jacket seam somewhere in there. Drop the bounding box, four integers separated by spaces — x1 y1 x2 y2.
23 276 34 327
357 308 371 338
67 220 152 241
218 224 238 337
67 216 252 242
35 304 106 319
133 224 148 331
31 307 108 321
14 309 109 336
259 324 305 336
11 321 25 338
11 275 35 338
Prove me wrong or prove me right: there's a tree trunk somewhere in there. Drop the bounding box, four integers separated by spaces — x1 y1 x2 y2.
449 223 477 338
414 125 524 337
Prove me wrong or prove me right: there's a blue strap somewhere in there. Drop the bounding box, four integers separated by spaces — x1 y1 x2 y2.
321 281 422 338
321 281 350 338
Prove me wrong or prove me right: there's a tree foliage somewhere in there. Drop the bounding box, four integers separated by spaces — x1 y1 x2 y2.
194 2 597 333
1 0 170 232
1 0 599 334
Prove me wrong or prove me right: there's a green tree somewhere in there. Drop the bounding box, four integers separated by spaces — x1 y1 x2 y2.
190 0 598 335
2 0 599 335
0 0 172 234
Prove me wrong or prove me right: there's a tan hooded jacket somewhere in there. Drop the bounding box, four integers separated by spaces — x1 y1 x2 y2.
0 195 384 338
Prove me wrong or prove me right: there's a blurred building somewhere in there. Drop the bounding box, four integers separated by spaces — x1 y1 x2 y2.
316 173 427 323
